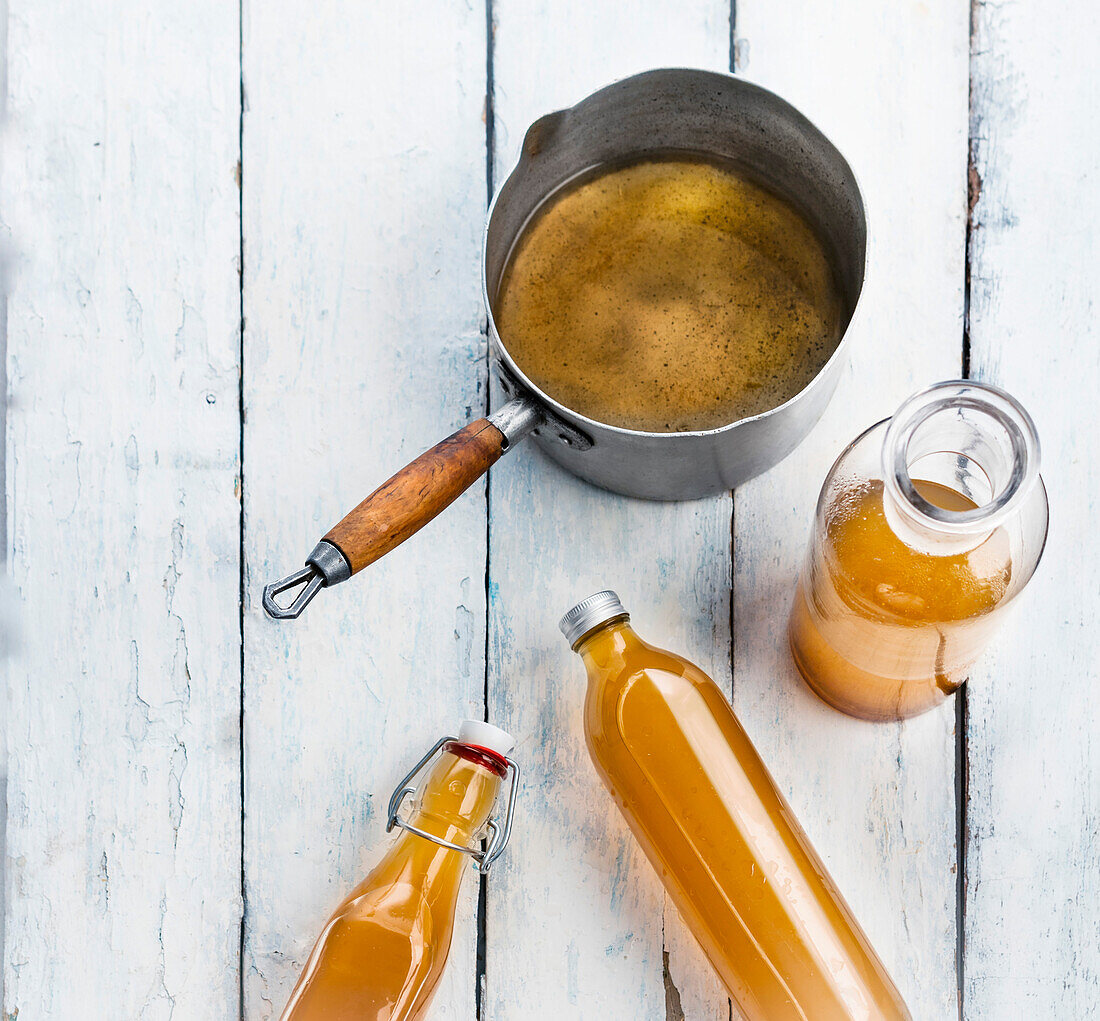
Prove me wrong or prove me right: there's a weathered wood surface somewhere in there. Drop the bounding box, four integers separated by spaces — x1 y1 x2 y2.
486 6 732 1018
240 2 489 1018
3 0 1099 1018
729 2 970 1018
966 0 1100 1015
1 0 243 1016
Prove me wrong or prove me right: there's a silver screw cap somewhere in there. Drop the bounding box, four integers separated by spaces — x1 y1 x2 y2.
559 590 629 647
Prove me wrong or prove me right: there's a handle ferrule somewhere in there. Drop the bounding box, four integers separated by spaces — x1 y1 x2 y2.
488 397 541 450
306 540 352 585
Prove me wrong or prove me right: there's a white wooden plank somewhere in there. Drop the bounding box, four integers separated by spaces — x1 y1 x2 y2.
486 4 732 1019
729 3 969 1017
1 1 242 1016
966 1 1100 1015
240 3 488 1018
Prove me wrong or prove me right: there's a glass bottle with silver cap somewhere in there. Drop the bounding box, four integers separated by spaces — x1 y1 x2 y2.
562 592 911 1021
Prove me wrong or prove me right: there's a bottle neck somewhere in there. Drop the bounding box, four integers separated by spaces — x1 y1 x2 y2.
880 380 1041 554
574 614 638 672
407 749 502 848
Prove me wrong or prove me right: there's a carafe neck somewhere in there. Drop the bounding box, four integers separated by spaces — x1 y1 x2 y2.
880 380 1041 554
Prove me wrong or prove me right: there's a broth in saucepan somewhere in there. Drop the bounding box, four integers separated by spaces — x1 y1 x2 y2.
495 155 844 432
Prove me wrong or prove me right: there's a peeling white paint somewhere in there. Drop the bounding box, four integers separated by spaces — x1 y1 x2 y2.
2 0 243 1016
239 2 488 1019
728 1 970 1017
486 4 732 1018
967 0 1100 1016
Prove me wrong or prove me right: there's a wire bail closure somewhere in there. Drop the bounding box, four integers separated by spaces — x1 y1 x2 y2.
386 736 520 876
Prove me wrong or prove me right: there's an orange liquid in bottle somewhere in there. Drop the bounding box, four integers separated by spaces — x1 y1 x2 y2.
281 746 504 1021
790 479 1011 721
575 615 911 1021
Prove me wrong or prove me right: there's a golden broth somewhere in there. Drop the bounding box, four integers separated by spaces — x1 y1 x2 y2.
495 155 844 432
790 479 1013 721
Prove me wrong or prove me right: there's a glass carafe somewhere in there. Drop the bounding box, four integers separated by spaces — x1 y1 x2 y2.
562 592 911 1021
789 380 1048 721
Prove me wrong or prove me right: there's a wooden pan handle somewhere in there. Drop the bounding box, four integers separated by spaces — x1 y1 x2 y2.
324 418 505 575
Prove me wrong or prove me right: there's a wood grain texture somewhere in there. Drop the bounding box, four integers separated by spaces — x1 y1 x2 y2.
485 4 732 1019
240 1 488 1018
730 1 969 1017
966 0 1100 1014
326 419 504 575
1 0 243 1016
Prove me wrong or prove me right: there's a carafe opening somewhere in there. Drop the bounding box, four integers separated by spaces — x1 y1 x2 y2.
881 380 1041 553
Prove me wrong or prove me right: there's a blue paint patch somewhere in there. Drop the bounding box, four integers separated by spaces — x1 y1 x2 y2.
608 840 629 912
604 932 634 957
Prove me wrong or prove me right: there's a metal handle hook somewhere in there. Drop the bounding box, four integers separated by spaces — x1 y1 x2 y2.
261 540 352 620
262 565 323 619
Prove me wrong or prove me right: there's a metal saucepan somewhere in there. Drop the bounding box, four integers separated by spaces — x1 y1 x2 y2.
264 67 867 619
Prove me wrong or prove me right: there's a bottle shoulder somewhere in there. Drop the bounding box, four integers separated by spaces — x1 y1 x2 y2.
587 640 710 693
342 837 468 918
584 642 724 729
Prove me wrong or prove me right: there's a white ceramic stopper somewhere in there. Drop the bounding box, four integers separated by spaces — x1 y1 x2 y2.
457 719 514 757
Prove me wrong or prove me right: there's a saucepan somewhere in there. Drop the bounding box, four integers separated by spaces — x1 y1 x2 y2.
264 67 867 619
